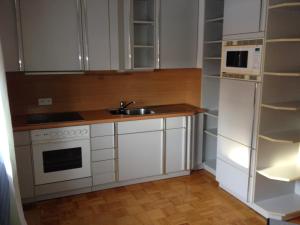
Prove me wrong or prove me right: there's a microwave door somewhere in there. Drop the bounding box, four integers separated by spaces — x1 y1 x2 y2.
226 51 248 68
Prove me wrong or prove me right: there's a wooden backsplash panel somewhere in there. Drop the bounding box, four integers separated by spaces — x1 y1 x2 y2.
6 69 201 115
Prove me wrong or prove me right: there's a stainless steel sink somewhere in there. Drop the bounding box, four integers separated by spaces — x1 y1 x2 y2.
124 108 155 115
109 108 155 116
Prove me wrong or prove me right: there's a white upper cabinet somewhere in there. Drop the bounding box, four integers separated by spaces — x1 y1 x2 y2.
223 0 267 39
160 0 199 68
83 0 117 70
19 0 84 72
0 0 19 72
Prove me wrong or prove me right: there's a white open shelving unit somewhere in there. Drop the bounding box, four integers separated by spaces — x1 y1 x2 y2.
201 0 224 175
131 0 158 70
253 0 300 220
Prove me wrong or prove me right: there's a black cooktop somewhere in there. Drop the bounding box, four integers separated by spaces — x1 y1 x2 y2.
26 112 83 124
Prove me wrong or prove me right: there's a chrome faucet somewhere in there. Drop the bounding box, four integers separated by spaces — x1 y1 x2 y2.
119 101 136 110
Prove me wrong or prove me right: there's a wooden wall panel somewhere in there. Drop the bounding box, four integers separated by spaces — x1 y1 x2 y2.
6 69 201 115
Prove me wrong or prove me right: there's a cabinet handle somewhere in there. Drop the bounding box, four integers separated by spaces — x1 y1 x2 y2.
14 0 24 71
76 0 84 71
81 0 89 71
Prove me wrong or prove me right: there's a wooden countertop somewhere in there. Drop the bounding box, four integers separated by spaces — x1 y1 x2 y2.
12 104 205 132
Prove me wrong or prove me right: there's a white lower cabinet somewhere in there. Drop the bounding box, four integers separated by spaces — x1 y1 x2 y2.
216 159 249 202
15 146 34 199
118 131 164 181
166 128 186 173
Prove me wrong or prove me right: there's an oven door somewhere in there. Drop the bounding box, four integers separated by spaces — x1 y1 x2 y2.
32 139 91 185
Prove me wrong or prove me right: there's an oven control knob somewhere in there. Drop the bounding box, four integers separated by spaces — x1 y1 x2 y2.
70 130 76 136
82 129 88 135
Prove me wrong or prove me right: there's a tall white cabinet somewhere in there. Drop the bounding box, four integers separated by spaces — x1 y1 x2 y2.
252 1 300 220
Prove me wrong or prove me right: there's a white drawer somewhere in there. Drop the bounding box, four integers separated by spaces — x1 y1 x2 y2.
91 136 114 150
216 159 249 203
217 135 251 174
92 160 114 175
35 177 92 196
118 119 163 134
166 117 186 129
92 149 114 162
14 131 30 146
91 123 114 137
93 173 115 186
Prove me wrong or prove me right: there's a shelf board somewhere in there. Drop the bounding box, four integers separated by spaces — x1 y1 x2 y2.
204 40 222 44
258 164 300 182
259 130 300 144
203 75 221 79
203 159 216 175
269 2 300 10
262 101 300 111
205 17 224 23
264 72 300 77
204 110 219 118
133 20 154 24
267 38 300 43
133 45 154 48
254 194 300 220
204 128 218 137
204 57 221 60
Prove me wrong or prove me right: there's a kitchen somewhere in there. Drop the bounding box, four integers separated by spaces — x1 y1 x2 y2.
0 0 299 225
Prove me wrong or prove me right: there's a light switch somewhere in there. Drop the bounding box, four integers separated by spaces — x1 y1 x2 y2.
38 98 52 106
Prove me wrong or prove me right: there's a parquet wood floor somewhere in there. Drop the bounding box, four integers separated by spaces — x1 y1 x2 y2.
23 171 300 225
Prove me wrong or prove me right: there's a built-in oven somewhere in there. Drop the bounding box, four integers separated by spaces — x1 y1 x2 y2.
221 39 263 80
31 126 91 185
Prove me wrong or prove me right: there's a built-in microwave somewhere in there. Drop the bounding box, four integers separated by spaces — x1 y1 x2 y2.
221 39 263 79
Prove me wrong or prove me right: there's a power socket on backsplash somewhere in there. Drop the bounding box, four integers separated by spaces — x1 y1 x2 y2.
38 98 52 106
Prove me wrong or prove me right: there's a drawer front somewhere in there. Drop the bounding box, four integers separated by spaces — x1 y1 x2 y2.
35 177 92 196
166 117 186 129
217 135 251 173
14 131 30 146
92 160 114 175
92 149 114 162
118 119 163 134
91 136 114 150
93 173 115 186
91 123 114 137
216 159 249 202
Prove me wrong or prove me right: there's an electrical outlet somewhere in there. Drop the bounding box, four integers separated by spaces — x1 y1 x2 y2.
38 98 52 106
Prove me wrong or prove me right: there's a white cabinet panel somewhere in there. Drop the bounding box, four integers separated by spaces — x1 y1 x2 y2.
13 131 30 146
15 146 34 199
118 119 163 134
218 79 256 147
166 128 186 173
84 0 111 70
118 131 163 181
0 0 19 71
20 0 83 71
92 160 114 175
92 149 114 162
217 135 251 173
166 117 186 129
91 123 114 137
35 177 92 196
160 0 199 68
93 173 115 186
91 136 114 150
216 159 249 202
223 0 262 37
